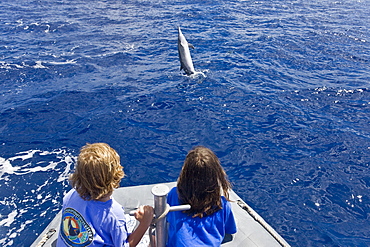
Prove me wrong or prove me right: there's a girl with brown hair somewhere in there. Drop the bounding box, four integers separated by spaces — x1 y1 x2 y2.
166 146 237 246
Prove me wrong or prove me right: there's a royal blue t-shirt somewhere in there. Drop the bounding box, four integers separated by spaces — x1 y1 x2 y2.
57 189 130 247
166 187 237 247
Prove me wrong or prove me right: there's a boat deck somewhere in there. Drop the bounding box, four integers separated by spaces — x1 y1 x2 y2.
31 182 290 247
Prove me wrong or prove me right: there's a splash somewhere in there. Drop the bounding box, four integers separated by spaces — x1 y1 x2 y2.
0 210 17 227
0 148 75 246
190 70 207 79
0 148 75 180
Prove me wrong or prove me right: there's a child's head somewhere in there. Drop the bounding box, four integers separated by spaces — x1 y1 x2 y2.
177 146 231 218
69 143 124 201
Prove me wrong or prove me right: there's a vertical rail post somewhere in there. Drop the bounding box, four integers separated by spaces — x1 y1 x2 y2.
152 184 170 247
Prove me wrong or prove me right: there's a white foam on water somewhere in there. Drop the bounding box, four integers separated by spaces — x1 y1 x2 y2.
48 59 77 65
58 155 74 182
8 149 42 162
0 148 76 246
186 70 207 79
0 210 17 227
0 158 21 178
33 61 47 69
0 149 75 179
16 219 33 233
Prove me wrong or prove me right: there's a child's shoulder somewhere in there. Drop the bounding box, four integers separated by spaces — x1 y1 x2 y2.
220 196 232 209
169 186 177 193
167 187 179 205
63 188 78 202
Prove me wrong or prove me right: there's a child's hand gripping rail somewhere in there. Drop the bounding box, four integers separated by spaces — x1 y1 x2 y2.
130 184 191 247
129 204 191 247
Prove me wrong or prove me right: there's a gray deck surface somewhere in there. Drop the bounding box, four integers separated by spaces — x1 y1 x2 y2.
31 182 290 247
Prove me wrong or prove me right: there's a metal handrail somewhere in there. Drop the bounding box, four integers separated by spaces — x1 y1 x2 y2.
151 184 191 247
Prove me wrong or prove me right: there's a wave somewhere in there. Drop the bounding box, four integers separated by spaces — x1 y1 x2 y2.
0 148 75 182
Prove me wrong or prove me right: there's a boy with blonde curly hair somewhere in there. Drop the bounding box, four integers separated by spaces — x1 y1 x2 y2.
57 143 153 247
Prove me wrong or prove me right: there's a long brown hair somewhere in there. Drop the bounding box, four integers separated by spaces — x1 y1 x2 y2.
69 143 124 200
177 146 231 218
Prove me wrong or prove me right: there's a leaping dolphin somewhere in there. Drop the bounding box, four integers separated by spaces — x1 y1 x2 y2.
178 27 196 75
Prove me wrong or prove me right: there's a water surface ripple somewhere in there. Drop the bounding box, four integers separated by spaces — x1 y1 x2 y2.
0 0 369 246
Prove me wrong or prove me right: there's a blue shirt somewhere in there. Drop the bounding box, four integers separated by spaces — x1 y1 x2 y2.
57 189 130 247
166 187 237 247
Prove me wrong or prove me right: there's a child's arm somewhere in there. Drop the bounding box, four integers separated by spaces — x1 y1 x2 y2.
127 205 154 247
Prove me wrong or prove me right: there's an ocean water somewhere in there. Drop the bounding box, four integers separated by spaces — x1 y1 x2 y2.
0 0 369 246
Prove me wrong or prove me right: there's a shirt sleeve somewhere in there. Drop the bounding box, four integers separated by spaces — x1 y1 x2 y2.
110 217 130 247
108 203 130 247
224 200 237 234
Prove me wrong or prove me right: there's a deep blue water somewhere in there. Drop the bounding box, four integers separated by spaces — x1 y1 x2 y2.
0 0 369 246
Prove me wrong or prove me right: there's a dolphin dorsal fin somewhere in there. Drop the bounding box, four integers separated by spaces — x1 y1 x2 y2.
188 43 195 49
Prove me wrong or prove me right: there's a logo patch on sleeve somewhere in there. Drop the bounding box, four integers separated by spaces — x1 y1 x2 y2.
60 208 94 246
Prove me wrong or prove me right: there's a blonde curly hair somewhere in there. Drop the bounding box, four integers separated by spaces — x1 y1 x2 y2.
69 143 124 201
